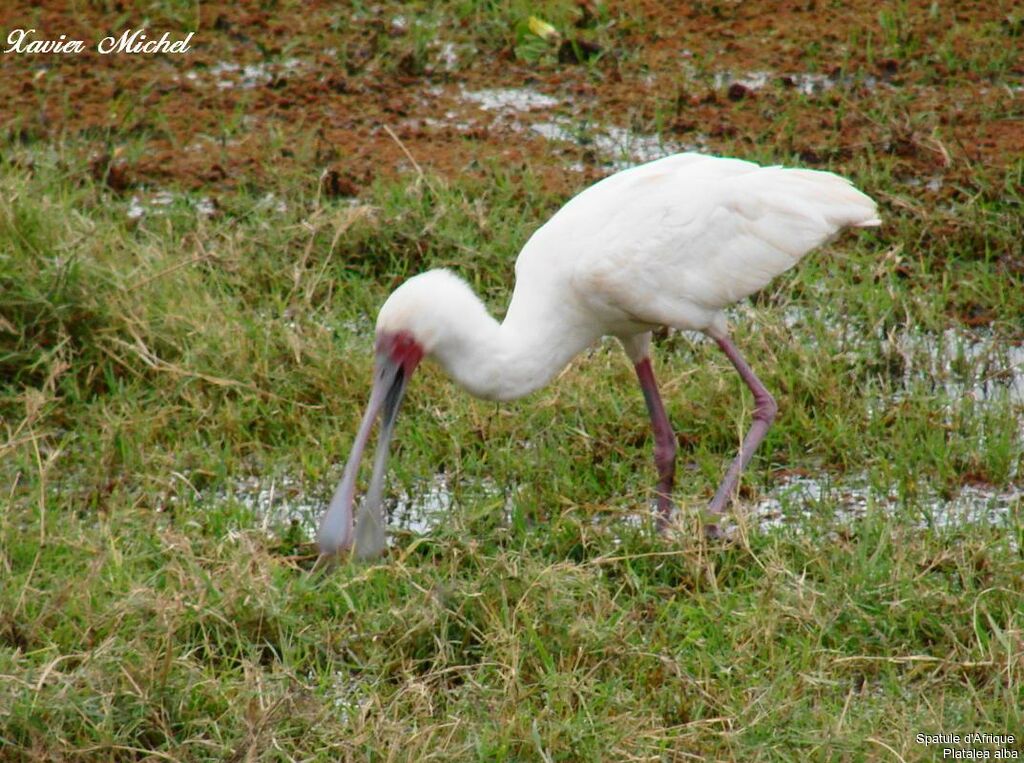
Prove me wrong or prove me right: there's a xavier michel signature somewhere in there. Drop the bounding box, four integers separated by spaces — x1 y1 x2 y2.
4 28 194 55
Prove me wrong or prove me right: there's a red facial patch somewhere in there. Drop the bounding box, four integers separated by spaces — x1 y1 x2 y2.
377 330 424 374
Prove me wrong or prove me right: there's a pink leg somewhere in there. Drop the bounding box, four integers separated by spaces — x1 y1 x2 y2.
634 357 677 530
707 333 778 529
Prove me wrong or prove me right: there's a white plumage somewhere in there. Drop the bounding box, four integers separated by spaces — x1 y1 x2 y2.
320 153 880 559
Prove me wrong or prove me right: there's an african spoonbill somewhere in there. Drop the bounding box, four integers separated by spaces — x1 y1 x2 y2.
318 152 880 559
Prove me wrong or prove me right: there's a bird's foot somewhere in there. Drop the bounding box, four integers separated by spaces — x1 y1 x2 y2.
652 496 676 534
649 499 735 541
700 504 733 541
702 487 739 539
702 521 725 541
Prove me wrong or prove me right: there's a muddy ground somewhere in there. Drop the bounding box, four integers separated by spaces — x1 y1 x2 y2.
2 1 1021 202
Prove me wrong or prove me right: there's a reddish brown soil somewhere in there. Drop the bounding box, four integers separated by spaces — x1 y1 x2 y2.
1 1 1021 198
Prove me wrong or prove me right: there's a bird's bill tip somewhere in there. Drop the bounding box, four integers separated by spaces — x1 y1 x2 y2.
315 363 394 557
316 348 417 560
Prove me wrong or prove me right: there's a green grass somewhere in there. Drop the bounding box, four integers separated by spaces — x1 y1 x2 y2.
2 0 1024 759
2 139 1021 760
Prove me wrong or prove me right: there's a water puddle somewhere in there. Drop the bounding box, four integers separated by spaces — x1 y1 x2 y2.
127 188 283 222
182 58 305 90
712 69 878 95
713 70 776 92
387 473 515 534
215 472 511 545
210 464 1018 550
751 474 874 532
433 71 885 177
458 86 703 169
530 119 702 169
749 472 1021 539
218 474 323 533
882 327 1024 405
898 175 945 192
386 473 457 535
452 70 882 171
461 86 560 112
126 190 217 220
420 114 477 132
766 305 1024 407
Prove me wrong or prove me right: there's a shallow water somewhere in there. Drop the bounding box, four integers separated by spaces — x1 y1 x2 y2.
217 472 512 545
221 465 1019 547
459 86 707 169
530 119 700 169
748 473 1021 537
713 70 776 92
767 305 1024 407
455 73 881 172
711 69 877 95
461 86 560 112
529 120 670 166
183 58 304 90
219 474 322 532
126 188 288 221
884 327 1024 405
898 175 944 193
126 191 218 220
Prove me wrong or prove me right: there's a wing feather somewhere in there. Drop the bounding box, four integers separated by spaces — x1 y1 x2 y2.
524 154 882 330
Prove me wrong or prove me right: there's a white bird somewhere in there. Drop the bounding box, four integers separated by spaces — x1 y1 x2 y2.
318 152 880 560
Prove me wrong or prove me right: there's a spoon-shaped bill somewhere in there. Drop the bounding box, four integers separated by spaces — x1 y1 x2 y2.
353 361 408 559
316 356 408 557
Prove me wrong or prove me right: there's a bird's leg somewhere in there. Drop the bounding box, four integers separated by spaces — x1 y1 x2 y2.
706 332 778 531
634 357 677 531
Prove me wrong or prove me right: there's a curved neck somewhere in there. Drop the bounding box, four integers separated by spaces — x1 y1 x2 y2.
430 291 599 402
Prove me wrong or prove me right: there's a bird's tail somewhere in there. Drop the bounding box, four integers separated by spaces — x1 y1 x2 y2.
786 168 881 229
852 212 882 228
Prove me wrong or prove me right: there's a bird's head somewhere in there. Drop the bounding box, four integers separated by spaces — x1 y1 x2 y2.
317 269 480 559
374 268 484 355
